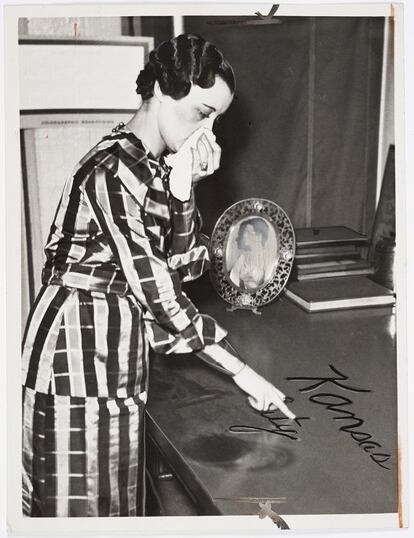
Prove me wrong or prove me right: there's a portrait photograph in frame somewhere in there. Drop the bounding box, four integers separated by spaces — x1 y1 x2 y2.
210 198 295 314
226 215 278 291
2 1 412 537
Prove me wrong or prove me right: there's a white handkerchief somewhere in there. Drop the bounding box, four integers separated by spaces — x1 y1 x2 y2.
164 127 216 202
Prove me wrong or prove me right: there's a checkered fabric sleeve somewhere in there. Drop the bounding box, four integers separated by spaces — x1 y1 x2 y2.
167 190 211 283
82 165 229 356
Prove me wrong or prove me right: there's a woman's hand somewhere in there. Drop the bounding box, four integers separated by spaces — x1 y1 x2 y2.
233 364 296 419
165 127 221 201
191 128 222 185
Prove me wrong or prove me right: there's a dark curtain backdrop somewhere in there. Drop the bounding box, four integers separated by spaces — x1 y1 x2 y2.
122 16 173 47
185 16 384 236
127 16 384 236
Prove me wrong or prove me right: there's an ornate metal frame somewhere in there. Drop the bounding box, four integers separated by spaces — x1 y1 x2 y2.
209 198 295 314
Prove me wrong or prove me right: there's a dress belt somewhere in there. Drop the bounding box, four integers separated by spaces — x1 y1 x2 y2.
42 267 131 297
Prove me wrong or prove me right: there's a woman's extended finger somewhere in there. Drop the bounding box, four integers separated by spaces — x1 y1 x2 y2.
273 387 286 401
269 390 295 419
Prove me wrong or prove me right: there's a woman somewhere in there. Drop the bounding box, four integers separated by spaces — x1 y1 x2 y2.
229 218 276 290
22 33 294 518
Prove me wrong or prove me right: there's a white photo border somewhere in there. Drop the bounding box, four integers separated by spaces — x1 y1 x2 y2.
3 1 411 536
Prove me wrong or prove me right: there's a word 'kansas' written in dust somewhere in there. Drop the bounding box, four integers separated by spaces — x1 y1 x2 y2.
286 364 392 470
229 365 392 470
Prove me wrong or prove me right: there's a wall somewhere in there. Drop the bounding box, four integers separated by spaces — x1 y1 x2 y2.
376 16 395 204
20 17 124 328
19 16 122 37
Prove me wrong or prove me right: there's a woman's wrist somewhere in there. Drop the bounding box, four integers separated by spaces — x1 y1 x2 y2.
201 343 245 376
233 362 247 377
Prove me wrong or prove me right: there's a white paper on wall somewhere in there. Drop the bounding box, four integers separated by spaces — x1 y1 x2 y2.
19 44 144 110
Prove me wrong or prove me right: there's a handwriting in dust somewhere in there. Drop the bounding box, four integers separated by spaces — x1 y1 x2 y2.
229 364 392 470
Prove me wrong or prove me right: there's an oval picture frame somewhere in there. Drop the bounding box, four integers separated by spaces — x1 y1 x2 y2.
209 198 295 313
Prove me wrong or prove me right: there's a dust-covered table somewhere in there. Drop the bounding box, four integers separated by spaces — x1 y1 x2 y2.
146 274 398 517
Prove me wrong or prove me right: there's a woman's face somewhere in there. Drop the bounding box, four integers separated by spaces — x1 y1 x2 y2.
156 75 234 153
242 224 259 249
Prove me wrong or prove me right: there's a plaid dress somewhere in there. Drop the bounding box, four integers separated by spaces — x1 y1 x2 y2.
21 124 232 517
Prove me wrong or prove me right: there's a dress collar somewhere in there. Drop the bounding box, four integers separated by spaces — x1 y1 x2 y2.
111 122 172 221
113 122 172 183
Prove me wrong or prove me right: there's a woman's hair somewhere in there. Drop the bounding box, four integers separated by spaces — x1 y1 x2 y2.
136 33 236 101
237 218 269 249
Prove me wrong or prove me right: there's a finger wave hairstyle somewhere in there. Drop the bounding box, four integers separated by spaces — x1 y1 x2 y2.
136 33 236 101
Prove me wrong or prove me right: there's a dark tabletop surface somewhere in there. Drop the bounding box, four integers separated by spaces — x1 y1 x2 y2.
147 274 398 516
